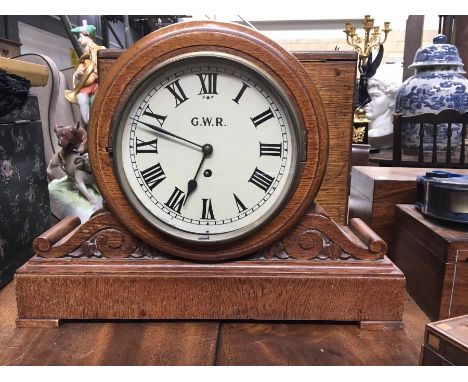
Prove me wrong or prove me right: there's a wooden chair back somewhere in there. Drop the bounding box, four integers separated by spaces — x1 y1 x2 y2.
393 109 468 168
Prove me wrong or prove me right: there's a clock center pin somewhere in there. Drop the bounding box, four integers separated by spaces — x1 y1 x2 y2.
202 143 213 156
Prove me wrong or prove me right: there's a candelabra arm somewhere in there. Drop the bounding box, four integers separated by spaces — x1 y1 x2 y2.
369 35 380 47
345 34 353 46
364 28 371 51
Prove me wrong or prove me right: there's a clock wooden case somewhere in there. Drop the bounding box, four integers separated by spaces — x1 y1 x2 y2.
15 21 405 329
90 21 327 260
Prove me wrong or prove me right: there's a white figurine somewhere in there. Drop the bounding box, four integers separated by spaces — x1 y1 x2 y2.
364 77 398 149
47 122 102 222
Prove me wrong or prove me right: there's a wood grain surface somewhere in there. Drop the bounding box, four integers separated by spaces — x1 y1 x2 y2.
394 205 468 263
296 54 356 225
420 345 454 365
390 205 468 320
15 255 404 323
0 283 218 365
349 166 468 247
89 21 328 261
422 315 468 365
441 263 468 319
19 202 404 326
100 53 357 226
95 46 356 251
29 203 387 262
0 282 429 365
216 323 416 365
212 293 427 366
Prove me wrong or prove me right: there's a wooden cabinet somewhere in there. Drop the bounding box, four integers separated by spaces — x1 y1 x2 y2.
391 205 468 320
420 315 468 365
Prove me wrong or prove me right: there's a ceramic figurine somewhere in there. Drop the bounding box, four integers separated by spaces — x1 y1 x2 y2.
64 20 106 125
47 121 98 204
396 34 468 155
47 122 102 222
364 77 398 149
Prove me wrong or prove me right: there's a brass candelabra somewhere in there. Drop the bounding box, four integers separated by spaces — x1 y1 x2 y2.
344 15 391 72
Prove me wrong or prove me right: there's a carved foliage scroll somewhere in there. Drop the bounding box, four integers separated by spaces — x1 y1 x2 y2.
278 212 386 261
34 210 137 259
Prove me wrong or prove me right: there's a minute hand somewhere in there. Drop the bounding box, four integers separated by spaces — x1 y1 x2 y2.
130 117 203 150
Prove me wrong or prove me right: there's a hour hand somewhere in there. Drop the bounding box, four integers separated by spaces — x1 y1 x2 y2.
183 179 198 206
130 117 203 150
183 144 213 206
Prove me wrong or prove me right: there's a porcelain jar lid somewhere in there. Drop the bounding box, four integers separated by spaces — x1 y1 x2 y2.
409 34 465 72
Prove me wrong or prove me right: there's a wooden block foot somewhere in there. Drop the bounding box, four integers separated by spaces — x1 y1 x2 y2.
359 320 405 331
16 318 61 328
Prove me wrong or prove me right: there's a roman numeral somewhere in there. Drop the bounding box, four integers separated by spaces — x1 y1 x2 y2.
165 80 189 108
140 163 166 190
232 82 250 104
198 73 218 95
136 138 158 154
259 143 282 157
142 105 166 127
251 108 275 128
165 186 185 213
249 168 274 192
233 193 247 213
201 198 215 220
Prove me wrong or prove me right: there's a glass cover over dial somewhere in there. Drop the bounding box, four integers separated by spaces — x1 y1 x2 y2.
113 54 302 243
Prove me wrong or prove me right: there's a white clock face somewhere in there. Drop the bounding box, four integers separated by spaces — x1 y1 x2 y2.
114 54 301 242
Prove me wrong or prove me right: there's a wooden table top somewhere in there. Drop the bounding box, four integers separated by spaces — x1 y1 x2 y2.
0 282 429 366
352 166 468 182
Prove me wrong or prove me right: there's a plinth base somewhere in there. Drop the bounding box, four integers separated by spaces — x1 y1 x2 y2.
15 256 404 328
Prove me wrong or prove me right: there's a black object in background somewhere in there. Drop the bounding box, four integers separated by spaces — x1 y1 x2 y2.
0 95 51 289
0 69 31 118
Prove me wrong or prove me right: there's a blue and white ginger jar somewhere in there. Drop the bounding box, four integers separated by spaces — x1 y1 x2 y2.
396 34 468 157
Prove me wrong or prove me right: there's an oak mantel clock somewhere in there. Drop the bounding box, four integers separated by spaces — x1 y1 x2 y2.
15 21 405 329
91 21 327 260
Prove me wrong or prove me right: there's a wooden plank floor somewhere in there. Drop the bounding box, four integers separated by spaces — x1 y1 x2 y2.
0 281 429 366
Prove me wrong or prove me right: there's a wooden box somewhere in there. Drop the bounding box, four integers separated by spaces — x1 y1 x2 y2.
390 205 468 320
97 50 357 225
349 167 468 248
420 315 468 365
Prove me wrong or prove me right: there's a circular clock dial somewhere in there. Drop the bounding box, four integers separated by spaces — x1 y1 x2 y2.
113 54 302 243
